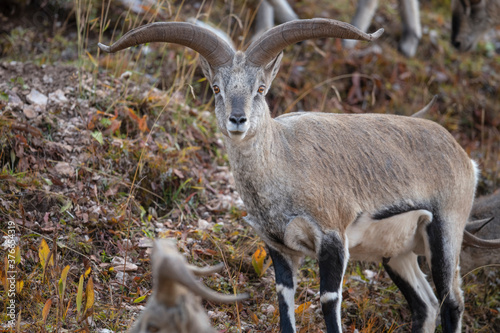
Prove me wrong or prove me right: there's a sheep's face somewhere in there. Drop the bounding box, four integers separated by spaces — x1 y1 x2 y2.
451 0 490 51
201 51 282 142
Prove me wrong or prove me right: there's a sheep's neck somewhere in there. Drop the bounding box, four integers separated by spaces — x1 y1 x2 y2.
224 115 282 215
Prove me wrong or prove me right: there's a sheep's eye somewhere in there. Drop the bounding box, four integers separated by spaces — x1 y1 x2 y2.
257 85 266 94
213 85 220 94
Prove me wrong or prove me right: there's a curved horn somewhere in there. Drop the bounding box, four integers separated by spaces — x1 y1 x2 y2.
411 95 438 118
188 262 225 276
245 18 384 66
157 256 248 303
462 229 500 249
464 217 494 234
98 22 235 67
152 240 248 303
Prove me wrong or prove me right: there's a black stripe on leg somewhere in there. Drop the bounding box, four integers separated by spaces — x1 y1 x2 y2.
383 260 428 332
268 247 295 333
268 247 294 289
318 232 345 293
426 216 462 333
318 232 345 333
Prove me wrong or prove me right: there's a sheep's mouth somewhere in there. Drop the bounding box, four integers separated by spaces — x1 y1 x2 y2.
228 130 246 138
227 128 248 140
227 122 249 136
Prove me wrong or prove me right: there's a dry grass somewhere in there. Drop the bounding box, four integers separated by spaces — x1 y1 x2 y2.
0 0 499 332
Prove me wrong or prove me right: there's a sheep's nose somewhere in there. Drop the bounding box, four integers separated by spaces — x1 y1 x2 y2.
452 40 461 50
229 115 247 125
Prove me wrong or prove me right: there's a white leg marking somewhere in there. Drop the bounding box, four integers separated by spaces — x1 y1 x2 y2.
337 239 349 326
320 292 338 303
276 283 296 332
389 253 438 332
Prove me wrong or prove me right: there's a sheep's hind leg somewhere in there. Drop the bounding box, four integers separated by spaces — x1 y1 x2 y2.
426 217 464 333
318 231 348 333
383 252 439 333
268 246 301 333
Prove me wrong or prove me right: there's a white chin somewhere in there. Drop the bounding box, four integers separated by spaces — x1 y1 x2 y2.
228 131 247 140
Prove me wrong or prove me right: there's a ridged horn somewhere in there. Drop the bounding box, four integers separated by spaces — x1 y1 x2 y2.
98 22 235 68
462 229 500 249
245 18 384 66
464 217 494 234
153 240 248 303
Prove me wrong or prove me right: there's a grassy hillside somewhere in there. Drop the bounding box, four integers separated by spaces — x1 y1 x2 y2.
0 0 499 332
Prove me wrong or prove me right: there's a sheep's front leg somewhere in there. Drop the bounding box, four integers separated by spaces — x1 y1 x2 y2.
398 0 421 57
268 247 300 333
254 1 274 38
343 0 379 49
318 232 348 333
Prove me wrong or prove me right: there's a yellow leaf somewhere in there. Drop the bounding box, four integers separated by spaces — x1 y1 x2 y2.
42 298 52 323
64 299 71 321
85 277 95 312
61 265 70 281
295 301 312 315
0 271 5 291
59 265 70 297
133 295 147 303
14 246 21 265
84 267 91 278
38 239 48 267
76 275 84 316
38 239 53 267
16 280 24 293
251 247 267 277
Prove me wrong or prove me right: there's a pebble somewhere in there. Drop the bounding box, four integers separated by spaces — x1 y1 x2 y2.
23 104 44 119
49 89 69 103
111 256 138 271
263 304 275 314
198 218 214 230
115 271 130 283
26 89 48 106
138 237 154 248
7 90 23 110
42 74 53 84
54 162 75 177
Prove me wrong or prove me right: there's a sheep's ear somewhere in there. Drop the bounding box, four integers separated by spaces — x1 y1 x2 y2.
200 56 214 83
263 52 283 85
